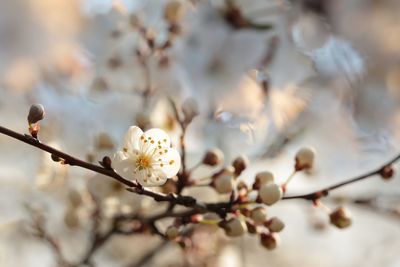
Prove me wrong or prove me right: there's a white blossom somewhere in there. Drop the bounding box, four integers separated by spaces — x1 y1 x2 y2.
113 126 181 187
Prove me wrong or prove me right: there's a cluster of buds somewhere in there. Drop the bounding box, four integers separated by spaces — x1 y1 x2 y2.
218 206 285 250
208 155 248 194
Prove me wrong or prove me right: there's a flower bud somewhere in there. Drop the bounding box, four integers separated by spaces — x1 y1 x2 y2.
295 147 316 171
266 217 285 232
245 220 258 234
259 183 282 206
379 165 395 181
182 98 199 124
220 218 247 237
213 173 234 194
27 104 45 124
250 207 267 225
203 148 224 166
260 233 280 250
232 155 249 176
101 156 112 170
253 171 274 190
164 0 184 24
329 207 352 229
166 225 180 240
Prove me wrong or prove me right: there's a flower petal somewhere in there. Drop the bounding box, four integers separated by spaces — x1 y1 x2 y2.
141 128 171 149
123 126 143 152
154 148 181 178
113 152 135 179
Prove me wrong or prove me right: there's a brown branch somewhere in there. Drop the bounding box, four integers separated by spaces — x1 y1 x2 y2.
283 153 400 201
0 125 219 213
31 215 71 267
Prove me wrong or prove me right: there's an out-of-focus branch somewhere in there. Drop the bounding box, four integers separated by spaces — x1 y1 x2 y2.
31 215 71 267
283 154 400 201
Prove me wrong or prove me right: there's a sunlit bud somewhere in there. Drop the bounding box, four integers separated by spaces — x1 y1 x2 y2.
220 218 247 237
166 225 180 240
64 209 79 229
203 148 224 166
253 171 274 190
260 232 280 250
213 173 235 194
245 220 258 234
379 165 395 180
164 0 184 24
250 207 267 225
68 189 83 208
329 207 352 229
295 147 316 171
266 217 285 233
182 98 199 124
27 104 45 124
259 183 282 206
232 155 249 176
96 133 115 150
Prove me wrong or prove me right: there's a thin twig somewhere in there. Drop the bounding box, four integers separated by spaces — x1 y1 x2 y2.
283 154 400 201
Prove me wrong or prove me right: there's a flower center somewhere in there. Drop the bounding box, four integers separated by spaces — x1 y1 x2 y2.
136 154 152 170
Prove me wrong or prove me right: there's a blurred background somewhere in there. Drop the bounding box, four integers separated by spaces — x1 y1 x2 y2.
1 0 400 266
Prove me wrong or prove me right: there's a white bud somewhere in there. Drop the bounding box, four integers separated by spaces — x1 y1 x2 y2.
250 207 267 225
214 174 234 194
253 171 274 189
267 217 285 232
295 147 316 171
222 218 247 237
166 225 180 239
259 183 282 206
